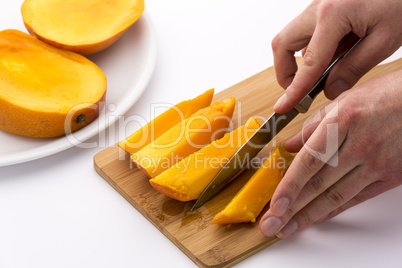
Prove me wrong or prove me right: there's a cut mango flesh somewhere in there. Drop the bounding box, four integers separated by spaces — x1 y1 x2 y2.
212 146 294 224
119 88 214 154
21 0 145 55
132 97 236 178
0 29 106 138
150 117 262 201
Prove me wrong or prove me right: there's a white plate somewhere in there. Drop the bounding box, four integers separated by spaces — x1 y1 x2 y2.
0 2 157 166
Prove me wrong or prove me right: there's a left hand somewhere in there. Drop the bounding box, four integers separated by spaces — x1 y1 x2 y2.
259 70 402 238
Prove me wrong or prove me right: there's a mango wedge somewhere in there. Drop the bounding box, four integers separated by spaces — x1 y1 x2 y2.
119 88 214 154
212 146 294 224
150 117 262 201
132 97 236 178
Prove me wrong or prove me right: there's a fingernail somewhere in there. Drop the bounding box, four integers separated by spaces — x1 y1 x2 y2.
272 197 289 216
327 79 350 95
273 93 287 111
278 219 298 237
260 217 282 237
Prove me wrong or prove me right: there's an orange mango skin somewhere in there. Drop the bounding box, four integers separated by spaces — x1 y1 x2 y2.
132 97 236 178
21 0 145 55
150 117 262 201
212 146 294 224
119 88 214 154
0 29 106 138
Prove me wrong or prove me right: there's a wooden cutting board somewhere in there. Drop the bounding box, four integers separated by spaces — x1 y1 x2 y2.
94 58 401 267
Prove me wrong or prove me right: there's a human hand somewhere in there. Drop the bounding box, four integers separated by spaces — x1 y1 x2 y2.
272 0 402 113
259 70 402 238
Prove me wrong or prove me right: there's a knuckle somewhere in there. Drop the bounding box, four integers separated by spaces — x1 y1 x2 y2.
338 104 364 128
303 48 328 71
271 34 281 52
305 173 326 194
284 180 303 196
338 104 374 156
300 148 324 173
343 62 367 80
367 156 388 175
295 210 313 227
348 138 372 160
302 49 316 67
318 0 343 19
318 1 335 17
286 205 296 216
324 187 345 207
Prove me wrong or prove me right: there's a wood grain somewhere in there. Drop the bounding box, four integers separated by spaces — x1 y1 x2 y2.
94 58 401 267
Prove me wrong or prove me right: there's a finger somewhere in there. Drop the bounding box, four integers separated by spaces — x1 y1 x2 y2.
284 128 313 153
277 165 374 238
284 116 320 153
324 180 397 221
269 103 347 218
285 101 338 152
272 5 318 89
283 154 357 219
274 9 352 113
324 30 402 100
261 133 358 237
272 36 300 90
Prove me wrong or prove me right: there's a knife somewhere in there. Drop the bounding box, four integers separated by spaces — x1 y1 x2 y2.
191 32 363 211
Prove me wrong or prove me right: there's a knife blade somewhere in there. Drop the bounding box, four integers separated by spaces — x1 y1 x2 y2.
191 33 363 211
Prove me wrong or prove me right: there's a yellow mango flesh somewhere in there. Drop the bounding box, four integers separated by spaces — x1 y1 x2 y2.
119 88 214 154
150 117 262 201
0 29 106 138
212 146 294 224
132 97 236 178
21 0 145 55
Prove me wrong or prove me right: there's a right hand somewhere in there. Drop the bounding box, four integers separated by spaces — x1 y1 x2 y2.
260 70 402 239
272 0 402 113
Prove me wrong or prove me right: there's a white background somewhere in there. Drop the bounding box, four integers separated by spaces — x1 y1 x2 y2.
1 0 402 267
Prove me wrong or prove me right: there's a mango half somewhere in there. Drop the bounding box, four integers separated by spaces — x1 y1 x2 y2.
0 29 106 138
132 97 236 178
21 0 145 55
150 117 262 201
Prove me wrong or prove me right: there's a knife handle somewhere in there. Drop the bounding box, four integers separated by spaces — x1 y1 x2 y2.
295 32 363 113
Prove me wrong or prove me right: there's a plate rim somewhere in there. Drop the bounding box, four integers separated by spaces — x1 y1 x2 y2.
0 12 157 167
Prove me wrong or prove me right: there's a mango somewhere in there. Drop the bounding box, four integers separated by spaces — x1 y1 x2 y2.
21 0 145 55
212 146 294 224
132 97 236 178
150 117 262 201
0 29 106 138
119 88 214 154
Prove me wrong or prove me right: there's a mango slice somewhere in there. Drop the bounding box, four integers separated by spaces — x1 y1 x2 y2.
150 117 262 201
21 0 145 55
119 88 214 154
0 29 106 138
212 146 294 224
132 97 236 178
